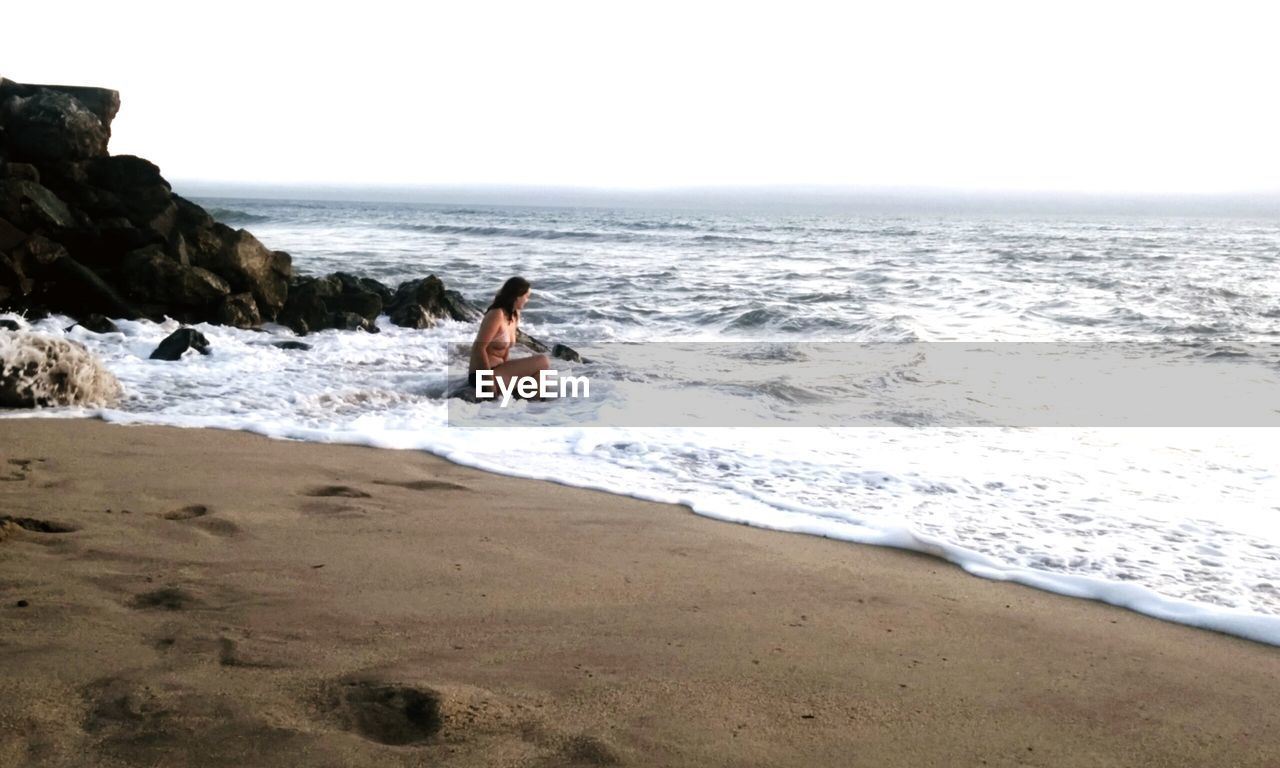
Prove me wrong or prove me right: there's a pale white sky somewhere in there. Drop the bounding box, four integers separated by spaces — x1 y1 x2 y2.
6 1 1279 194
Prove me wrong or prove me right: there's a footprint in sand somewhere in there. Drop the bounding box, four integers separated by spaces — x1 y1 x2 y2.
304 485 372 498
82 675 307 763
130 587 201 611
160 505 240 537
0 515 80 534
325 679 444 746
163 505 208 520
1 457 45 482
318 677 622 762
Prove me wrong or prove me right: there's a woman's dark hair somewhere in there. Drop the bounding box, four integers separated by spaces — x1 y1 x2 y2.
488 276 531 321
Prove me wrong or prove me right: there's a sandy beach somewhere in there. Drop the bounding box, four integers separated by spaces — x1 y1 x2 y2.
1 418 1277 767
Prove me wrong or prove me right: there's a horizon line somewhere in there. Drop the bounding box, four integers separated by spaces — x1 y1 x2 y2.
169 180 1280 200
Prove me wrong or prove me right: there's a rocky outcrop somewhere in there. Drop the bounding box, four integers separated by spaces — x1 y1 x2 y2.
278 272 387 335
0 78 585 364
0 83 117 163
0 331 122 407
385 275 479 329
0 79 291 326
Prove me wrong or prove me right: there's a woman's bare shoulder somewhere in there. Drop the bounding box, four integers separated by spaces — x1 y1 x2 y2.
477 308 507 335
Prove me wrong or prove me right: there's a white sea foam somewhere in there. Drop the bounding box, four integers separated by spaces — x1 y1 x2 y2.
0 330 122 408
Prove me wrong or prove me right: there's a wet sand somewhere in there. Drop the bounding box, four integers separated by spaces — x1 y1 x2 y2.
1 418 1277 767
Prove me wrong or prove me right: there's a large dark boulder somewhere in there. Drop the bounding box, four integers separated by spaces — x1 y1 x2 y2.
120 245 230 311
65 217 158 269
0 178 82 230
81 155 175 235
278 273 387 334
0 80 120 127
0 216 27 251
1 162 39 183
0 86 112 163
277 280 329 335
0 253 33 308
67 314 118 334
37 252 141 321
389 303 435 329
187 225 290 320
4 235 137 321
330 311 378 333
387 275 480 327
173 194 214 231
329 272 387 318
215 292 260 329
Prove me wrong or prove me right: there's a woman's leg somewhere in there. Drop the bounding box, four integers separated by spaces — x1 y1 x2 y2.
492 354 551 389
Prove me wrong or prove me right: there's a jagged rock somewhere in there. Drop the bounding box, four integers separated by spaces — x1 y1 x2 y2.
188 225 290 320
514 330 588 364
2 235 139 321
278 290 326 335
0 319 19 331
38 252 141 320
173 194 214 231
272 340 310 351
329 311 378 333
83 155 174 235
0 178 82 230
0 86 113 162
121 245 230 310
1 162 39 183
149 328 211 360
0 80 120 127
387 275 480 327
216 292 260 329
0 216 27 251
0 332 122 408
67 313 118 334
328 272 386 319
39 222 157 272
0 249 33 306
550 343 584 363
389 303 435 329
9 234 69 274
278 273 386 334
6 235 136 320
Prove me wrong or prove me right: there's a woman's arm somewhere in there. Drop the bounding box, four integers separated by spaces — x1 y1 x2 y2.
473 310 508 369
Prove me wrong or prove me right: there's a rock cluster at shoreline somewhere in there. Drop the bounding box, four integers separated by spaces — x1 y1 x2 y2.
0 78 581 407
0 78 493 337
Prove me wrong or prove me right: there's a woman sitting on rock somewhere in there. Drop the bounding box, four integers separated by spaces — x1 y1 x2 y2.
467 276 550 394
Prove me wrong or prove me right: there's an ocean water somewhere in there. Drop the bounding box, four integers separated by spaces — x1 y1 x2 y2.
5 197 1279 644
